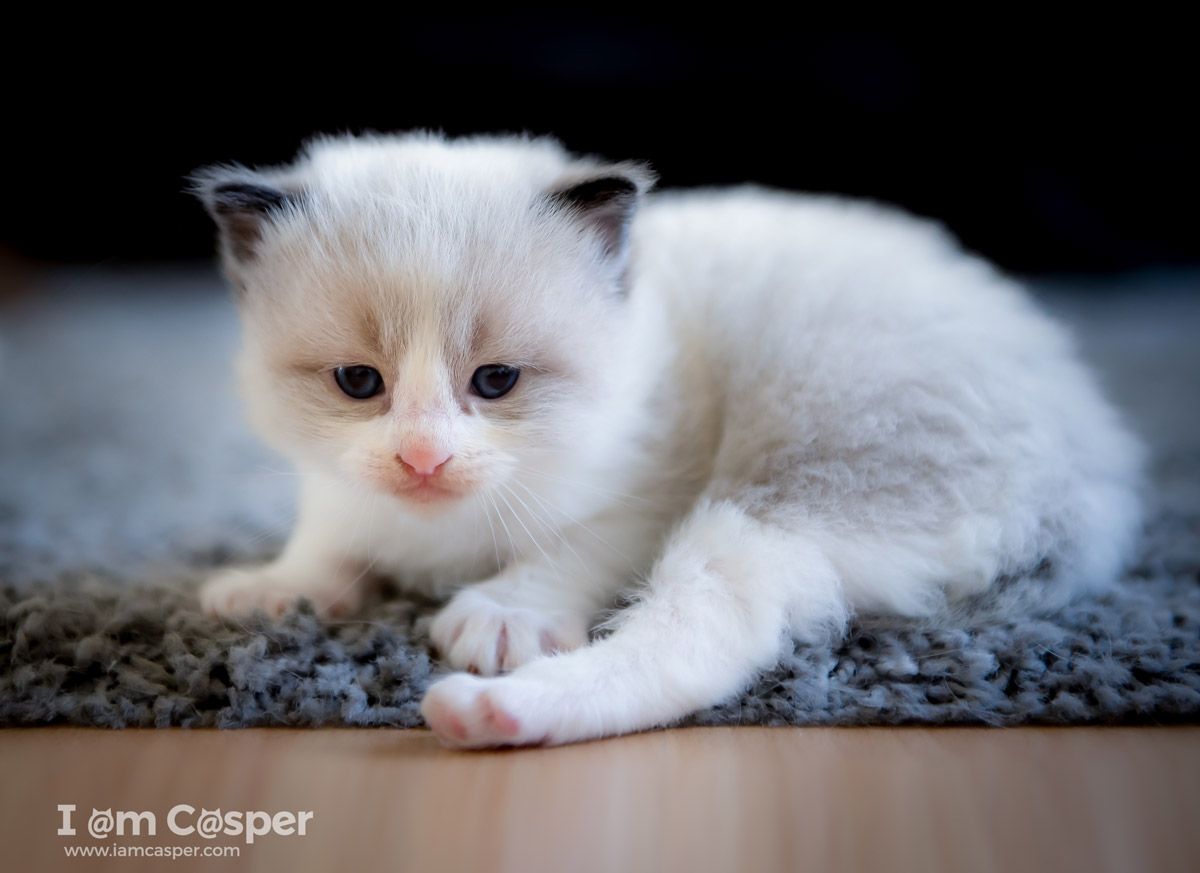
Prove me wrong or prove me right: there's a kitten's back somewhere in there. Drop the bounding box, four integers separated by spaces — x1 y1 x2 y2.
633 188 1143 615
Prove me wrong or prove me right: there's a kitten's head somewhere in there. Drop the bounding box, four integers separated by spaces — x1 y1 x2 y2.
193 132 655 510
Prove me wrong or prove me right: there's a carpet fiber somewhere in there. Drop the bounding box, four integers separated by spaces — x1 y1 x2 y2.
2 268 1198 728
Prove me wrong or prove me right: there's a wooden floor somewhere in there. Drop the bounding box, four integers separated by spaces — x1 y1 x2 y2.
2 725 1198 873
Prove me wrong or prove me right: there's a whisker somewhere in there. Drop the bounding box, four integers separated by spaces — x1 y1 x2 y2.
518 467 650 506
495 485 557 570
475 492 503 575
213 508 297 566
486 490 520 561
512 479 636 569
251 465 305 479
510 480 590 573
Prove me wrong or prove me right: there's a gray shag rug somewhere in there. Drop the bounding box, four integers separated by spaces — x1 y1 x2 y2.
1 267 1198 729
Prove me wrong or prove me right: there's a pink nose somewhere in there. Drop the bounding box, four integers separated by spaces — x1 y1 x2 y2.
397 445 452 477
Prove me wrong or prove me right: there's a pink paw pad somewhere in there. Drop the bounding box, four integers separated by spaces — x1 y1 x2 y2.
478 692 521 738
422 695 469 742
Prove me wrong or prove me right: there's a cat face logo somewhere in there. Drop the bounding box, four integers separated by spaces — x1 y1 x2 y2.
87 808 114 839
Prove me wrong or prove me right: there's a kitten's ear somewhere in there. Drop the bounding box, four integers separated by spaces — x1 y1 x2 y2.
550 162 656 266
189 166 301 262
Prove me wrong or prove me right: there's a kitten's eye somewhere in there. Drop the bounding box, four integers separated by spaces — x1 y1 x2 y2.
471 365 520 399
334 365 384 399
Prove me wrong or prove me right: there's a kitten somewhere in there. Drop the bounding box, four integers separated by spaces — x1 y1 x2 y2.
192 131 1142 748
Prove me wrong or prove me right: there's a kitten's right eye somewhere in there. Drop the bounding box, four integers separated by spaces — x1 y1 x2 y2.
334 365 384 399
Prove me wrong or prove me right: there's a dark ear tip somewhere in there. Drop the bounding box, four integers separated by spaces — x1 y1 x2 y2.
551 163 654 263
187 166 295 215
188 166 298 261
551 160 655 208
207 182 291 215
556 176 639 207
186 165 240 201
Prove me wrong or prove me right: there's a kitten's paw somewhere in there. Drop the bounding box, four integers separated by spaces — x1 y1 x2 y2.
429 588 587 676
420 673 554 748
199 567 362 619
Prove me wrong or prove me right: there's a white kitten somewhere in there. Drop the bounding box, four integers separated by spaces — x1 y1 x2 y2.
193 132 1142 747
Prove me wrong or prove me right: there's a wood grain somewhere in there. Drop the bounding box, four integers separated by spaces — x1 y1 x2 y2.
2 726 1197 873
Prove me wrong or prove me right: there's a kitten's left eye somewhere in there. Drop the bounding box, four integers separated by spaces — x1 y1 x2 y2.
335 365 384 399
471 365 520 399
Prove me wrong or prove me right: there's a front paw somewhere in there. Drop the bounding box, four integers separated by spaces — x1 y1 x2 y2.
200 566 362 619
430 588 588 676
420 673 551 748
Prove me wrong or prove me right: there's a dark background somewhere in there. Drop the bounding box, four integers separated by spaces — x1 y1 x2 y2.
3 20 1196 275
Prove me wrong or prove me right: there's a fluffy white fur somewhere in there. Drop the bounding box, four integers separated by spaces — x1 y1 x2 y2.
193 132 1142 747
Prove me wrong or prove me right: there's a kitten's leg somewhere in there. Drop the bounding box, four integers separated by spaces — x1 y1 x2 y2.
421 500 847 747
429 531 636 676
200 476 370 619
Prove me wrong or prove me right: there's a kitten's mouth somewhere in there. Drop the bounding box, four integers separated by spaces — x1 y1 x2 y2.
389 478 464 505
